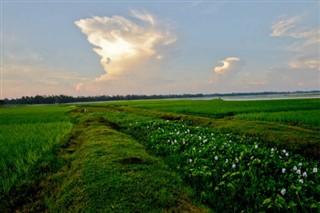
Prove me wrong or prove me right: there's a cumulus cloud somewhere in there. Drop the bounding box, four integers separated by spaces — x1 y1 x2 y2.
213 57 241 74
74 10 176 89
270 15 320 70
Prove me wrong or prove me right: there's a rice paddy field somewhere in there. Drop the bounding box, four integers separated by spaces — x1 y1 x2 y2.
0 106 73 195
0 98 319 212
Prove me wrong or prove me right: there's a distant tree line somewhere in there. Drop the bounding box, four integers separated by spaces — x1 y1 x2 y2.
1 90 319 105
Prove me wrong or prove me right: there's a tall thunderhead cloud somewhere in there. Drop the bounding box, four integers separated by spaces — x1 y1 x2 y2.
75 11 177 82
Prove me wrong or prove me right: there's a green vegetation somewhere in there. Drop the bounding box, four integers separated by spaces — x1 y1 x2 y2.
0 106 73 197
108 98 320 118
235 109 320 129
45 117 202 212
126 120 319 211
88 98 320 159
1 98 319 212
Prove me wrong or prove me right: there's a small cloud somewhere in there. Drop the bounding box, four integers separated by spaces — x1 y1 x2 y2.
270 16 300 37
289 59 320 70
131 10 155 26
213 57 240 74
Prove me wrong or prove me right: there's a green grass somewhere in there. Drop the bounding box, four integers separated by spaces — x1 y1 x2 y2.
235 109 320 129
49 116 202 212
1 108 205 212
82 100 320 159
6 116 205 212
95 98 320 118
1 99 320 211
0 106 73 201
0 105 73 125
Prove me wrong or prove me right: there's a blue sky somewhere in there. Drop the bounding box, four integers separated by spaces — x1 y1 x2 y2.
1 1 319 98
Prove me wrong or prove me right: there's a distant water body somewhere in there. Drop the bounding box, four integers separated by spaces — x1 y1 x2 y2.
187 93 320 101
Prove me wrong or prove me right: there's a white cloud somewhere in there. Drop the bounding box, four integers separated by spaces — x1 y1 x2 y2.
131 10 155 26
270 16 300 37
270 15 320 70
213 57 241 74
74 11 177 89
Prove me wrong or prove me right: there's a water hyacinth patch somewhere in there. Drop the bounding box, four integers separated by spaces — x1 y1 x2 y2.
127 119 320 212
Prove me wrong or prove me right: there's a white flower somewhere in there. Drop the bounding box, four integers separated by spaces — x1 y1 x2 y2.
280 188 286 195
189 159 193 163
174 139 177 143
313 168 318 173
293 166 297 171
298 163 302 167
271 148 274 152
225 159 229 164
283 149 286 153
177 131 180 135
235 158 239 163
285 153 289 157
193 147 196 151
199 150 202 153
296 169 301 175
302 172 307 177
232 164 236 169
214 156 218 160
299 179 304 184
282 168 286 173
255 145 258 149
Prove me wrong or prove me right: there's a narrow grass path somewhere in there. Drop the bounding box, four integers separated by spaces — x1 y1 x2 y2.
10 115 206 212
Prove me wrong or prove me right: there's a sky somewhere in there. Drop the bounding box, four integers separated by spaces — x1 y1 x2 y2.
1 1 319 99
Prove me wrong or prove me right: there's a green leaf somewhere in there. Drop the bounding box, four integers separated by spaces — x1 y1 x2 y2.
288 201 297 208
230 171 240 177
227 183 235 190
276 194 286 205
262 197 272 205
222 172 230 179
311 202 320 208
